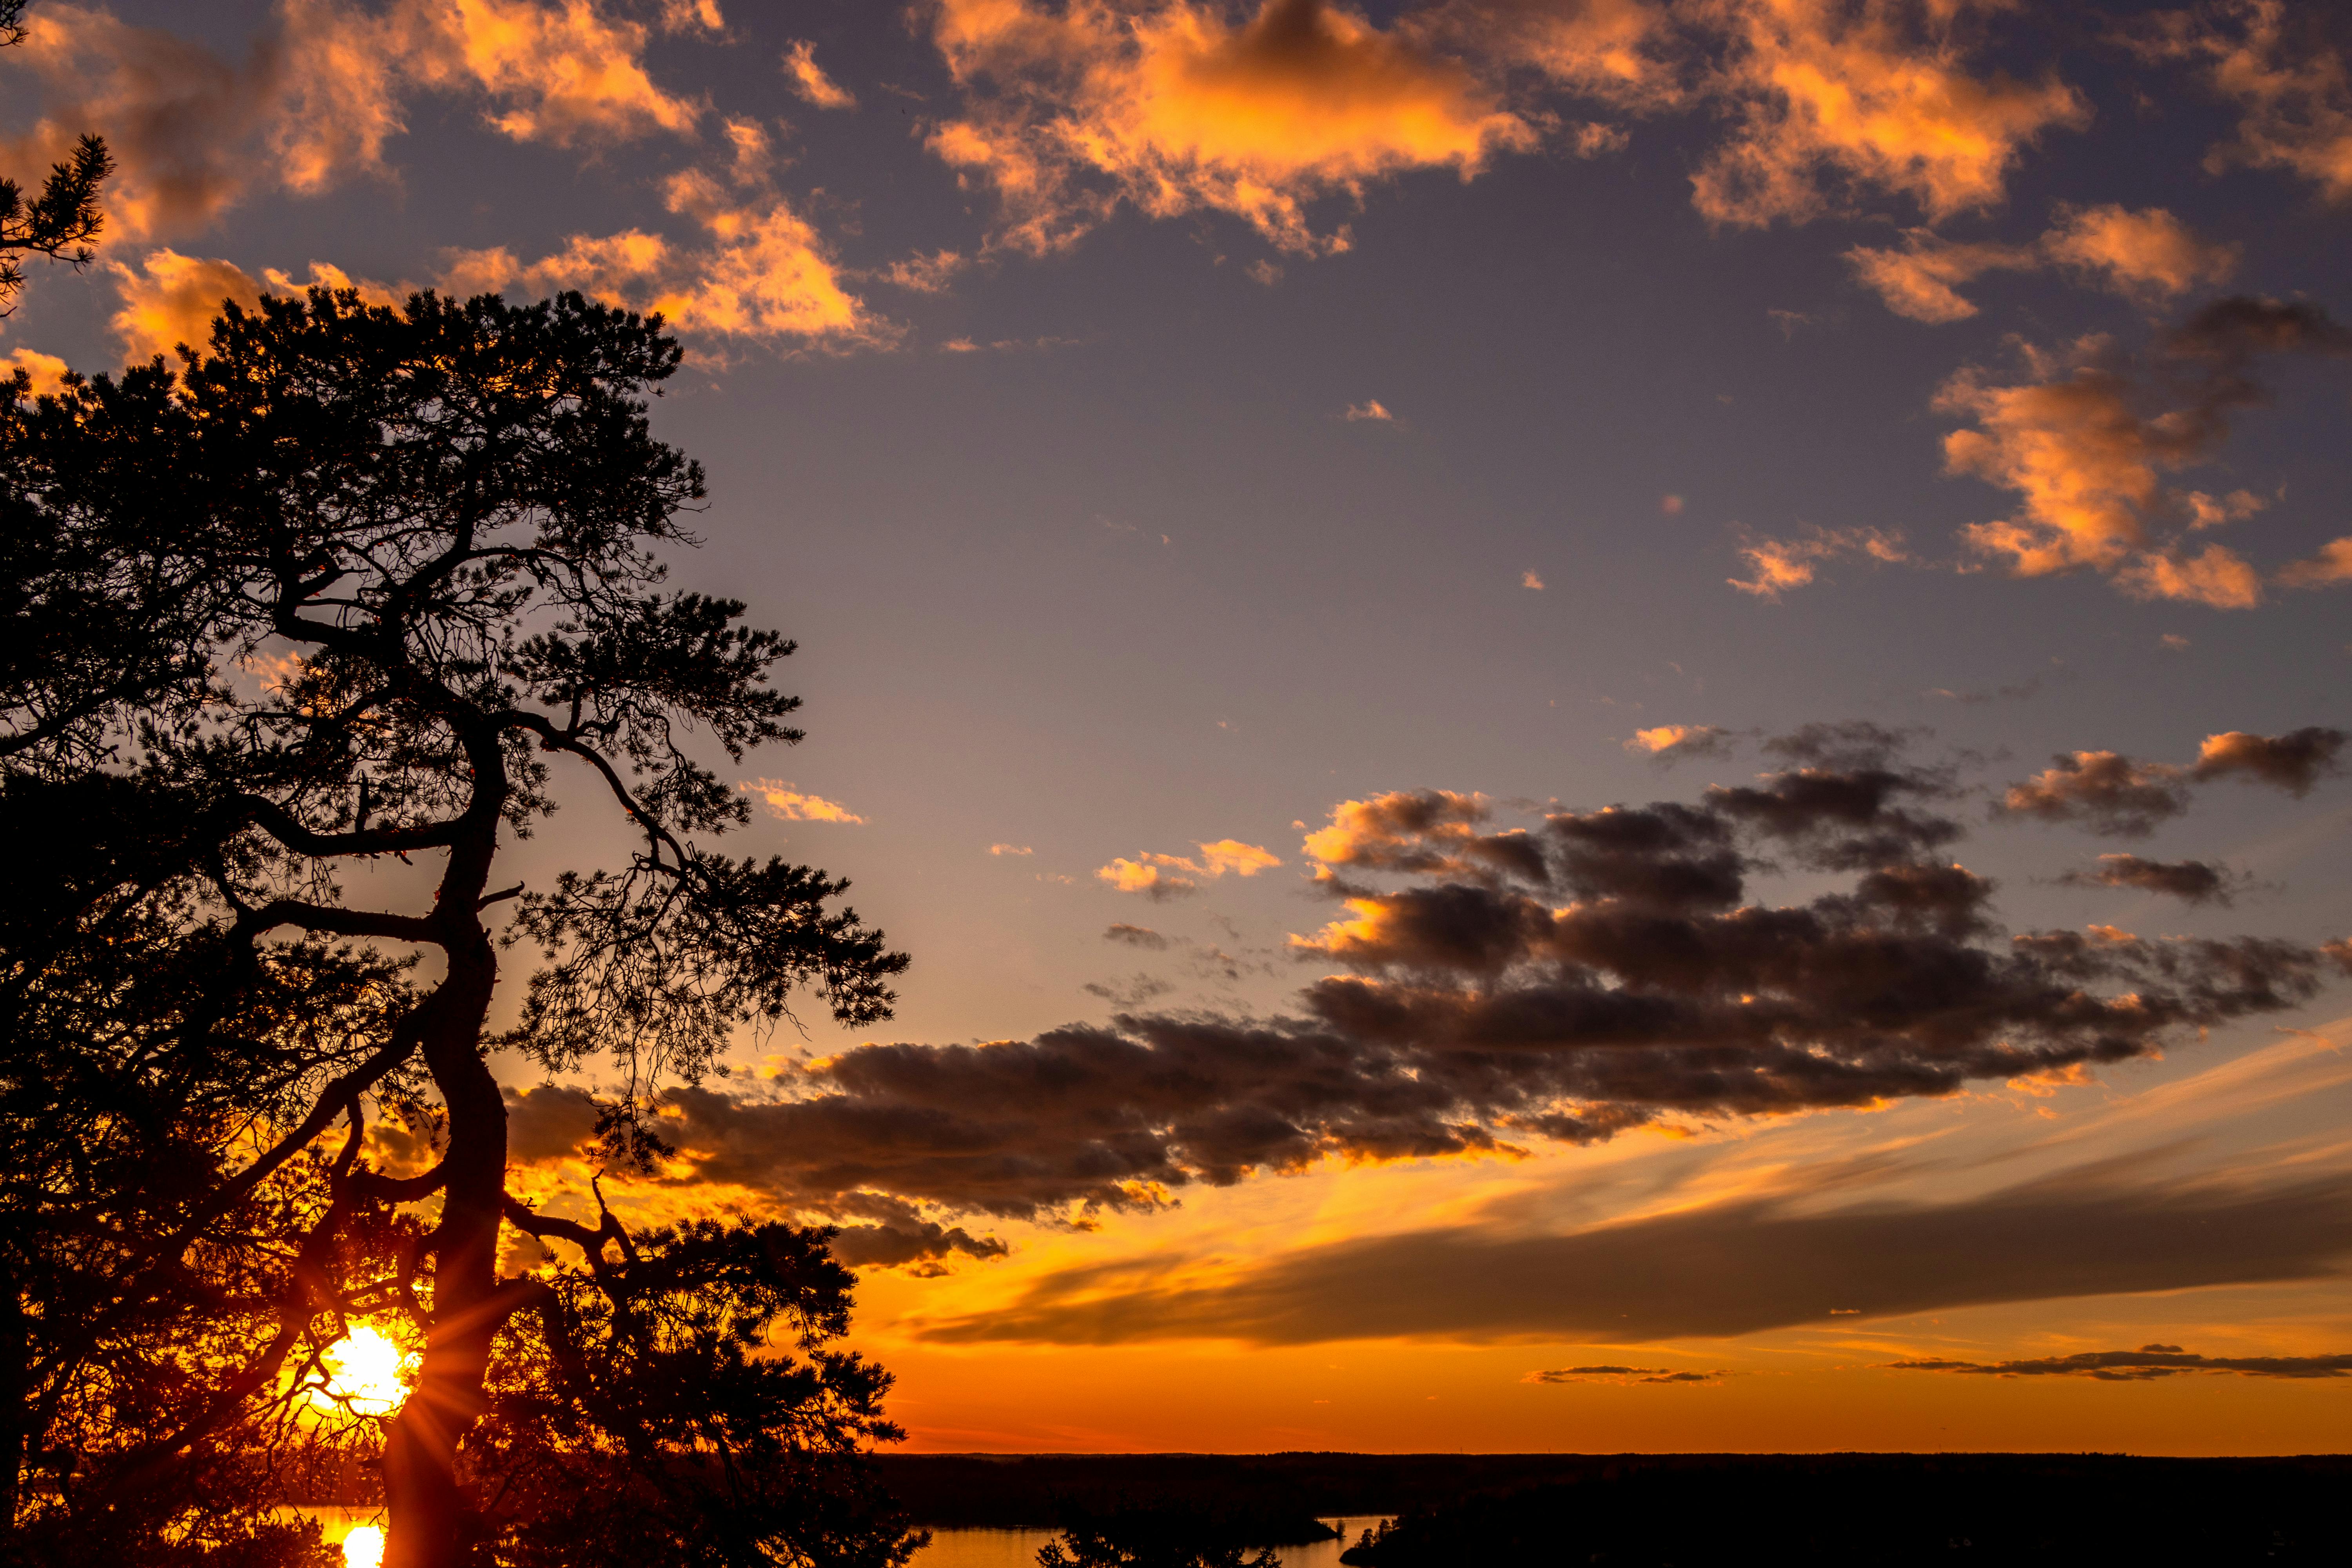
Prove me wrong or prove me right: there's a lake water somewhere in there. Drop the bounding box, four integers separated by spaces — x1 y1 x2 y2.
290 1507 1392 1566
911 1517 1390 1568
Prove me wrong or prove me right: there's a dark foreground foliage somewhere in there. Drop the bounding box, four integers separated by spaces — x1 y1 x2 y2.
2 283 915 1566
1336 1452 2352 1566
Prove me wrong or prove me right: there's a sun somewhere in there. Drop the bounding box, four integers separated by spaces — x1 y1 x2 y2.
341 1523 386 1568
308 1325 415 1417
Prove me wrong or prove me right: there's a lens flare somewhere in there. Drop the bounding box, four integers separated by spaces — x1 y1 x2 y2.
341 1523 385 1568
308 1325 414 1416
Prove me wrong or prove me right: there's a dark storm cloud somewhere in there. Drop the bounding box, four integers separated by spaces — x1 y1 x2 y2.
818 1192 1010 1272
1998 751 2191 836
1890 1346 2352 1381
2058 855 2241 906
2162 297 2352 365
911 1166 2352 1345
2190 728 2348 795
509 726 2343 1226
1999 727 2347 835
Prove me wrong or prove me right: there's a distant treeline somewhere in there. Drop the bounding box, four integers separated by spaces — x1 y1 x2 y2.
1343 1452 2352 1564
878 1451 2352 1563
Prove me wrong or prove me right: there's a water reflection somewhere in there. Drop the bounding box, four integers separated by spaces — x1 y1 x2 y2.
910 1517 1392 1568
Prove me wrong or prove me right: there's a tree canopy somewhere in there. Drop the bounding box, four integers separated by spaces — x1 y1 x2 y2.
0 2 112 317
1 286 916 1568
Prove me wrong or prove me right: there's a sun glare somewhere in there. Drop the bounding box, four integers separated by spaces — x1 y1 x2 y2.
341 1523 385 1568
308 1325 414 1417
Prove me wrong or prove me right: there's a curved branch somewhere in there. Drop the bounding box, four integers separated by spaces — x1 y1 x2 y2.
234 794 461 860
503 710 682 869
502 1192 628 1263
351 1163 449 1204
241 898 440 946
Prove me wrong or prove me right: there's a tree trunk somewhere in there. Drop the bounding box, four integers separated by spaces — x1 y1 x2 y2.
383 913 504 1568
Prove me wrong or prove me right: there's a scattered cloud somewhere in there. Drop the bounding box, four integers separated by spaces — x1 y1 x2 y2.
2142 0 2352 202
1924 676 2045 705
1098 838 1282 900
1891 1344 2352 1381
1345 398 1396 422
1105 923 1172 950
926 0 1537 255
1083 973 1177 1007
1938 297 2352 604
2 2 279 241
739 779 867 824
1728 526 1906 598
1690 0 2089 228
513 731 2348 1230
2161 632 2192 650
1999 751 2191 836
1847 205 2236 324
875 248 968 293
1624 724 1734 762
2193 726 2348 794
2280 536 2352 588
989 843 1034 856
1997 726 2344 834
2042 202 2241 301
107 249 407 363
441 168 890 351
273 0 703 194
1521 569 1545 590
1660 493 1684 514
782 38 857 109
106 249 263 361
1846 231 2036 324
2057 854 2243 906
1 347 71 396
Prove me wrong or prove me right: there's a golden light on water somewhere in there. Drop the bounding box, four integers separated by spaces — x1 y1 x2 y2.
341 1523 385 1568
307 1325 414 1417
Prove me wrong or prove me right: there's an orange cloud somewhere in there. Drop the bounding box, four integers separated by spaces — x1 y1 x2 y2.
1410 0 1679 107
1625 724 1733 760
875 249 969 294
276 0 702 191
1690 0 2088 227
2 347 73 397
1344 398 1396 421
2 3 278 241
2279 536 2352 588
105 250 407 363
928 0 1536 254
443 174 888 350
105 249 264 361
1844 230 2036 323
1935 332 2279 606
1097 838 1282 898
2042 203 2239 301
783 38 857 109
2147 0 2352 202
1727 525 1906 598
1848 205 2237 323
739 779 867 824
0 2 710 249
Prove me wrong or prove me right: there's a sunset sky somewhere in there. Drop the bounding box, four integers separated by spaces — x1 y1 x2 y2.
9 0 2352 1455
